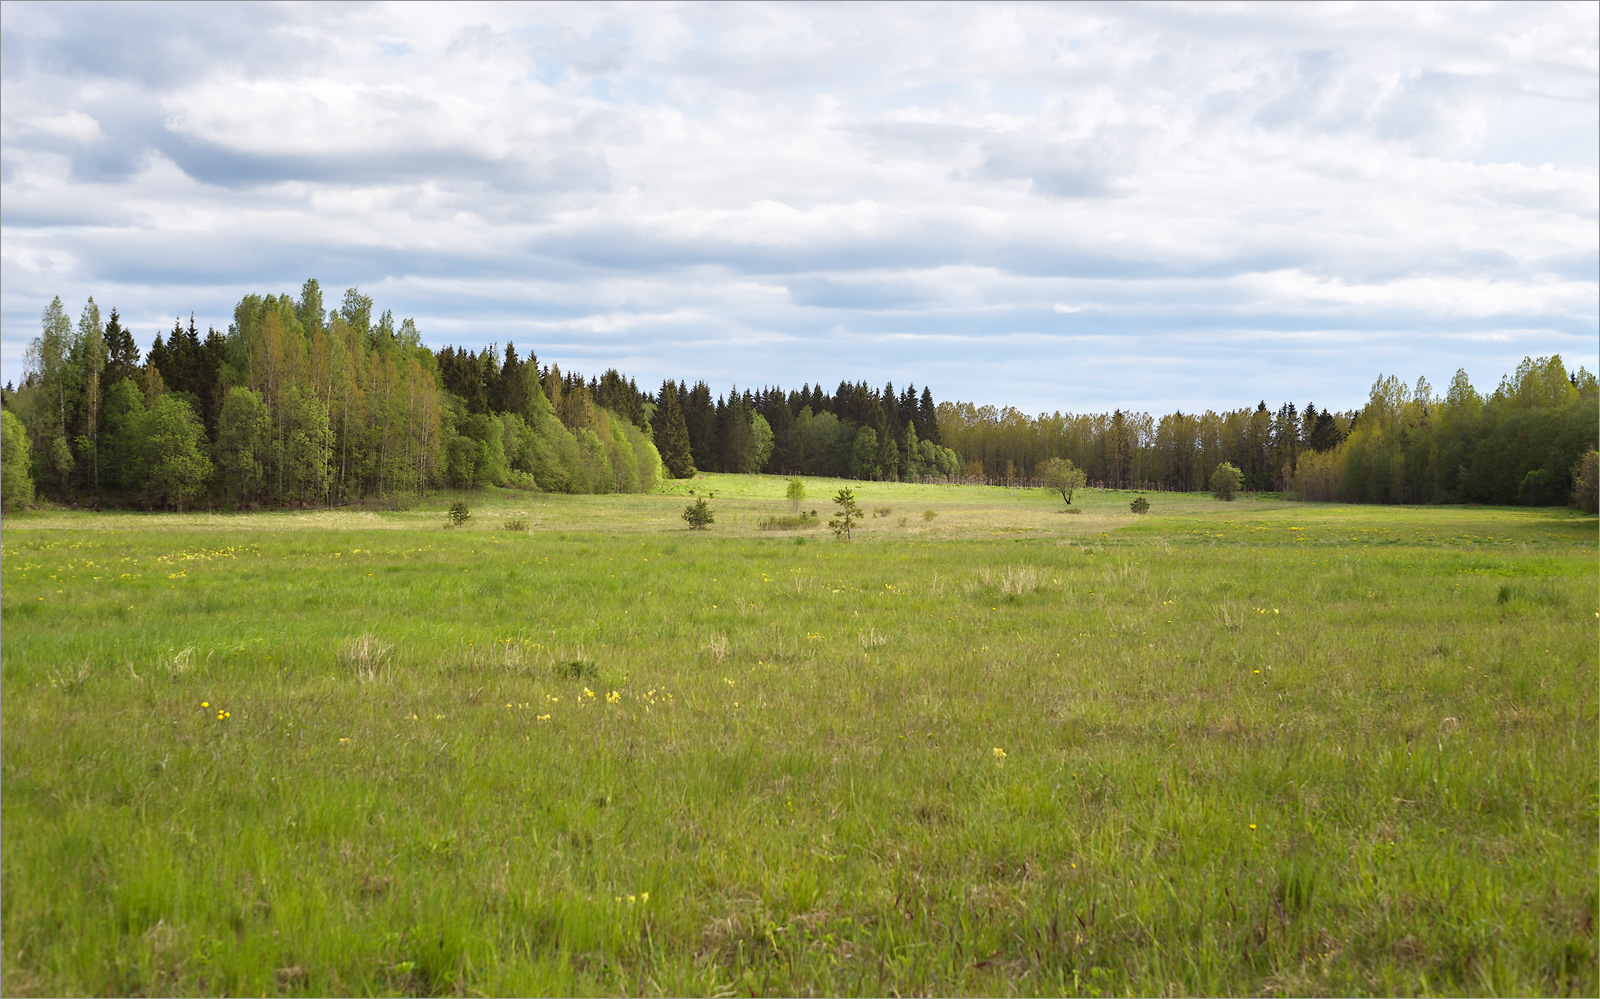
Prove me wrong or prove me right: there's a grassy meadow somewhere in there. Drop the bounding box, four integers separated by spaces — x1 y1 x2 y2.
2 476 1596 996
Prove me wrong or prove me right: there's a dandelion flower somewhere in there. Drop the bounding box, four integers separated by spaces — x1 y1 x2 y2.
992 747 1007 760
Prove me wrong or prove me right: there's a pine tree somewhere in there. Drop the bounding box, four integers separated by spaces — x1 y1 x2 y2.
652 381 695 478
104 308 140 385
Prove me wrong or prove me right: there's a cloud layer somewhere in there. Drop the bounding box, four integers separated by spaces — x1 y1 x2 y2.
3 1 1595 412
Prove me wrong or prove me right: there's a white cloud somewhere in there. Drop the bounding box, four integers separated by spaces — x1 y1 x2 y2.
1 0 1594 412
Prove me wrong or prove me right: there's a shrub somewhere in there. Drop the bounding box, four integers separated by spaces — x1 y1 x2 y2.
683 496 714 530
1130 495 1150 514
448 500 471 526
873 506 892 518
786 477 806 511
922 509 937 521
503 518 529 532
1210 462 1243 501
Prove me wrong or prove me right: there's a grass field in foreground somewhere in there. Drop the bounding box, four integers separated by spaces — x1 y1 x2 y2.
2 477 1596 996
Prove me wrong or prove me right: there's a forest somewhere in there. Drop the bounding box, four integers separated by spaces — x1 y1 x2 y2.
2 281 1595 512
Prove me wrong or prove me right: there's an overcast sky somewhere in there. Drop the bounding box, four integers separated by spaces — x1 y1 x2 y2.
2 1 1595 413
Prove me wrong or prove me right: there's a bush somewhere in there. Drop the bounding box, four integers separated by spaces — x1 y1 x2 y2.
786 477 806 511
502 518 529 532
922 509 937 521
1130 495 1150 514
1210 462 1243 501
683 497 714 530
448 500 471 526
873 506 892 518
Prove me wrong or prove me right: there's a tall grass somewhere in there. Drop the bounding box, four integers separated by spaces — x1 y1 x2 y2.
2 480 1595 996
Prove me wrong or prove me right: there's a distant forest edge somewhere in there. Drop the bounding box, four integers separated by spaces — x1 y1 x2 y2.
2 281 1596 514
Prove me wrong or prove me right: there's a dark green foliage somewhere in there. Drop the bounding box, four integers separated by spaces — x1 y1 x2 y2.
448 500 471 526
1571 448 1598 514
1130 495 1150 513
652 381 695 478
683 496 714 530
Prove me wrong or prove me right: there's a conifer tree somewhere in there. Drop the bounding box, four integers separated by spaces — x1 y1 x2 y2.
652 380 695 478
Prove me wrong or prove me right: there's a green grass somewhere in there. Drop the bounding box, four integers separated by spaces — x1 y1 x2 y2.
3 477 1596 996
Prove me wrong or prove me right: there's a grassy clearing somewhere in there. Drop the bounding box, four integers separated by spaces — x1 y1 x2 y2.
2 478 1596 996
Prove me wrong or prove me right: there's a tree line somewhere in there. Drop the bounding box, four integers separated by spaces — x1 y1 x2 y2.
937 358 1597 508
1 283 961 511
2 283 1594 512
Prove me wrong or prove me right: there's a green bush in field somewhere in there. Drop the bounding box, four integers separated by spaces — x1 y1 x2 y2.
682 496 714 530
1210 461 1244 501
1130 495 1150 514
448 500 471 526
829 487 863 540
786 477 806 511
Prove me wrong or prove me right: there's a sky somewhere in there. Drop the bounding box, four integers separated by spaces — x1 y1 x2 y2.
1 1 1595 414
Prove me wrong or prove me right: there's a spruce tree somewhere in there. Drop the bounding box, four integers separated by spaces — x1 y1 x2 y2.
652 380 695 478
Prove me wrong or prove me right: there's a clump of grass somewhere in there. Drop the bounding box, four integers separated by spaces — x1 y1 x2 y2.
922 509 937 521
873 506 892 518
502 518 529 532
553 658 598 681
339 634 394 682
1498 582 1568 608
757 511 818 530
858 627 887 650
48 662 91 693
968 565 1040 598
705 633 730 663
167 646 196 677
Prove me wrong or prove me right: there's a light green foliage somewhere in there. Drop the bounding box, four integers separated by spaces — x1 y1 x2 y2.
1039 456 1086 504
216 387 270 506
2 485 1595 997
750 413 774 472
829 486 863 540
281 387 331 506
140 395 213 509
1210 461 1243 500
849 427 879 480
682 495 714 529
785 477 805 510
1 409 35 511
